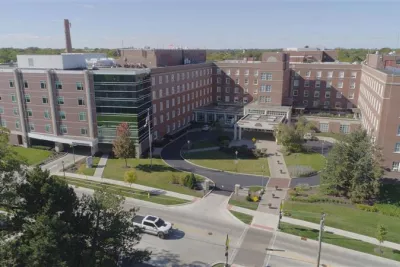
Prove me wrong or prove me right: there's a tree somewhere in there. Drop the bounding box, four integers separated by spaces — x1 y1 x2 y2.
184 173 197 189
321 128 383 202
124 170 137 187
376 224 387 253
112 122 136 167
0 127 26 210
80 189 151 266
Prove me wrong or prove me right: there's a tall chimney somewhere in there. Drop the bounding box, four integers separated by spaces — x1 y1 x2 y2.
64 19 72 53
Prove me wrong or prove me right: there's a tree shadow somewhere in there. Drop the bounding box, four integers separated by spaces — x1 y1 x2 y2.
136 164 179 173
129 249 210 267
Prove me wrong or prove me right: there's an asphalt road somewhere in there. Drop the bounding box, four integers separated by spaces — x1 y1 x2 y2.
74 187 400 267
161 131 269 192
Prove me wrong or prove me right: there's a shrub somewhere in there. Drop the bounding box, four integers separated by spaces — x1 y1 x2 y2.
179 176 186 186
246 195 252 202
183 173 197 189
288 189 298 197
32 145 52 151
356 204 378 212
375 204 400 218
217 135 231 143
252 196 259 202
170 174 180 184
295 183 311 192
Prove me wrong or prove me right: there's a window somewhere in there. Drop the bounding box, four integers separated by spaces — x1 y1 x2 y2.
295 71 300 77
24 80 28 88
225 87 230 93
339 71 345 78
29 123 35 131
350 81 356 89
351 72 357 78
305 71 311 77
225 96 230 102
166 100 169 109
42 96 48 104
217 68 221 75
158 76 163 85
55 81 63 90
44 110 50 119
160 102 163 111
80 128 88 135
340 125 350 134
25 94 31 103
225 78 230 84
45 124 51 133
217 86 221 93
315 81 321 88
326 81 332 89
254 70 259 76
79 112 86 121
324 101 330 108
40 81 47 89
217 77 221 84
253 89 258 94
152 91 157 100
151 77 155 86
234 87 239 94
159 89 163 98
253 79 258 85
293 90 298 96
234 96 239 103
337 81 343 88
313 100 319 107
226 69 231 75
244 69 249 76
259 96 266 103
59 111 66 120
392 162 400 172
15 120 20 129
160 114 164 123
57 97 64 105
13 107 18 116
235 69 240 75
235 78 239 84
78 98 85 106
304 80 310 87
266 97 271 103
304 90 309 97
294 80 299 87
9 80 15 88
76 82 84 90
261 72 272 81
244 87 248 93
217 96 222 102
303 100 308 106
336 92 342 98
397 125 400 136
60 125 68 134
243 97 248 103
0 107 3 114
348 93 354 99
325 91 331 98
327 71 333 78
319 123 329 133
316 71 322 79
166 112 170 121
335 102 341 108
314 91 320 97
166 125 170 133
171 74 175 82
395 143 400 152
11 94 16 103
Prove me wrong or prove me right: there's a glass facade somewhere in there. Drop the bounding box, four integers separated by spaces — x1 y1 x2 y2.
93 72 152 144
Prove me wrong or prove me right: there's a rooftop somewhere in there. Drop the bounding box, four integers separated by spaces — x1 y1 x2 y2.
237 113 285 131
194 103 244 114
244 102 292 112
380 66 400 76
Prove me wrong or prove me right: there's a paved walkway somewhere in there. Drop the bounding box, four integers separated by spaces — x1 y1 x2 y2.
54 172 198 202
228 204 400 251
93 153 109 177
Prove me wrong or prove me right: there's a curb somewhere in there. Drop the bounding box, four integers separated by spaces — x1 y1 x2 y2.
226 193 254 227
180 149 270 178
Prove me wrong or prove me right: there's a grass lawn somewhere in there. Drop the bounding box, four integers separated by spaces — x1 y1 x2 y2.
185 150 270 176
229 197 259 211
190 140 218 150
284 152 326 172
75 157 101 176
284 201 400 244
102 158 202 197
247 186 264 192
62 177 189 205
230 211 253 224
280 222 400 262
12 146 53 165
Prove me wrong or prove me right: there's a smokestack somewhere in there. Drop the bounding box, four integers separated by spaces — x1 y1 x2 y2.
64 19 72 53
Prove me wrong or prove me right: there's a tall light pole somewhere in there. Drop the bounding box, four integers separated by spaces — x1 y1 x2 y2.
316 213 326 267
235 150 238 172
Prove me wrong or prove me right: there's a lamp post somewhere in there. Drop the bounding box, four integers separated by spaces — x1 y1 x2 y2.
235 150 238 159
316 213 326 267
235 151 238 172
62 160 65 179
187 140 191 151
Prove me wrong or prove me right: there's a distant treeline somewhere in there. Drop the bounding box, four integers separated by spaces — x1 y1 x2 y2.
0 47 398 64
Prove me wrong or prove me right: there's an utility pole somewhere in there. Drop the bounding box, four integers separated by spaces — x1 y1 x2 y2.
316 213 326 267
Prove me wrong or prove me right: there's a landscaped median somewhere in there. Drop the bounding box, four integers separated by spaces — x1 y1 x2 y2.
11 146 53 166
229 210 253 224
59 176 190 205
280 222 400 262
284 152 326 177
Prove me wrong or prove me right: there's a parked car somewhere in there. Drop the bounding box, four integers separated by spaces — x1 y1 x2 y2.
201 124 210 131
132 215 172 239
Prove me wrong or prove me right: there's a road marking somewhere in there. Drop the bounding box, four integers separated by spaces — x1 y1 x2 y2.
263 228 278 267
251 224 275 232
229 225 249 265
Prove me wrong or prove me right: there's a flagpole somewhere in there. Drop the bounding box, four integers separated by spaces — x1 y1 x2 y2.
147 108 152 168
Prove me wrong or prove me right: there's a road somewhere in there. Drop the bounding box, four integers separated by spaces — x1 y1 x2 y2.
161 131 269 192
74 187 400 267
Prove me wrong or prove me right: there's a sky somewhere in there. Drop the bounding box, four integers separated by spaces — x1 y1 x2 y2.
1 0 400 49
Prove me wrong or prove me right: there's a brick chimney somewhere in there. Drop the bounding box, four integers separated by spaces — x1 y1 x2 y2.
64 19 72 53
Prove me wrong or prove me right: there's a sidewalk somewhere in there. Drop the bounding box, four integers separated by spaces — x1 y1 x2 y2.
229 204 400 251
54 172 198 202
282 217 400 251
93 154 109 177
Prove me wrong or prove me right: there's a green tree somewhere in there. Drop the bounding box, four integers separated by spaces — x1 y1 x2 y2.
124 170 137 187
112 122 136 167
321 128 383 202
184 173 197 189
376 224 387 253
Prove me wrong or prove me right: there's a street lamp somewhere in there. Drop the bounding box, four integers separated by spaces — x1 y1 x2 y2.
187 140 191 151
62 160 65 179
235 150 238 159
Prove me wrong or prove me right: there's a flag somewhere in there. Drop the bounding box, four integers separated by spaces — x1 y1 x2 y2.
225 234 230 251
144 109 150 127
